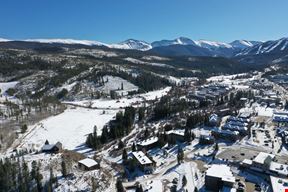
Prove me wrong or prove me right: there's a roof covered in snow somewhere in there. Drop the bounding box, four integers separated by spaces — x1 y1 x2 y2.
78 158 98 168
253 152 275 165
137 137 158 146
132 151 153 165
269 162 288 176
166 129 185 136
209 114 218 122
206 164 235 183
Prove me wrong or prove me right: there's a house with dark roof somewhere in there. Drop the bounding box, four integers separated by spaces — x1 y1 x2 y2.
41 142 62 153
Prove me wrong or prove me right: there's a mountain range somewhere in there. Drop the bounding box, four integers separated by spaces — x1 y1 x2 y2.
1 36 288 65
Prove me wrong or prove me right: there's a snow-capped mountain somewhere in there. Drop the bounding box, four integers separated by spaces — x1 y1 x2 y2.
0 38 10 42
151 37 197 48
110 39 152 51
1 36 287 60
24 38 107 46
237 37 288 56
195 40 232 49
152 37 260 50
230 40 261 50
234 37 288 66
150 37 245 57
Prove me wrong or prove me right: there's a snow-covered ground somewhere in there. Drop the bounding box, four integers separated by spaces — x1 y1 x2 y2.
18 107 118 152
65 86 171 109
0 81 18 100
206 72 261 90
97 75 138 94
141 162 201 192
124 57 173 68
13 87 171 154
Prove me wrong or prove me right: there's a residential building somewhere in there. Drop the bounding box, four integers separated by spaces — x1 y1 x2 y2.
42 142 62 153
205 164 235 191
131 151 155 172
78 158 99 171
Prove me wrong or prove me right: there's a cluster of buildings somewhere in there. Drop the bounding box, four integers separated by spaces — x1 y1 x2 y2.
277 127 288 145
241 152 288 177
188 83 231 105
136 129 187 151
211 115 250 142
222 116 249 136
255 90 281 107
273 111 288 126
269 74 288 87
132 129 187 172
41 141 100 171
248 79 273 90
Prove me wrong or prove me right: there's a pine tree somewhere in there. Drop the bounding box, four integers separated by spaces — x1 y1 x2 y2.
136 184 144 192
116 178 125 192
31 160 37 180
118 140 124 149
122 149 128 163
22 158 31 191
144 128 149 138
91 177 97 191
138 107 145 121
177 148 184 164
21 124 28 133
100 125 109 144
36 161 43 192
184 127 191 142
48 167 54 191
61 158 67 177
132 143 136 152
215 142 219 151
182 175 187 187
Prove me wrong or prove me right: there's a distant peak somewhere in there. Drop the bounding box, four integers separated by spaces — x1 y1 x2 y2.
23 38 107 46
0 38 11 42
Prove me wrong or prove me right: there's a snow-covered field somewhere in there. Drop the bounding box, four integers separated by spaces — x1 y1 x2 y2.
65 86 171 108
19 107 118 152
14 87 171 153
206 72 261 90
98 75 138 94
124 57 173 68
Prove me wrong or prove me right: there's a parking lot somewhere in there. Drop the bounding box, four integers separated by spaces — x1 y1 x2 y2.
217 146 288 164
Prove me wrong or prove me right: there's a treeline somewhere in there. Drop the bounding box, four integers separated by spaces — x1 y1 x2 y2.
186 113 210 128
96 70 171 92
0 55 55 76
0 156 56 192
228 90 255 108
153 96 189 120
86 107 136 149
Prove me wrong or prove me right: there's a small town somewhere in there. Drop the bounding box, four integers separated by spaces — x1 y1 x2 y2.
1 1 288 192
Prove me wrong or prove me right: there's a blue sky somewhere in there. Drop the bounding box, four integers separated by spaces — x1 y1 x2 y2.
0 0 287 43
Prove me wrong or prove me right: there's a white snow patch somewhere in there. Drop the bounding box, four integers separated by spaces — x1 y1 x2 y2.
19 107 118 151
